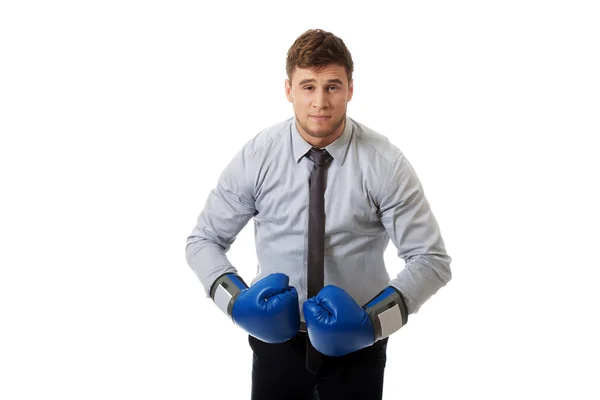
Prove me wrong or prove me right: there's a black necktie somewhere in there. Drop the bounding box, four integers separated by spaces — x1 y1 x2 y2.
305 147 331 374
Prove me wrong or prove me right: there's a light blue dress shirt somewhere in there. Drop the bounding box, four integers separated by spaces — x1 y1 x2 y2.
185 116 452 317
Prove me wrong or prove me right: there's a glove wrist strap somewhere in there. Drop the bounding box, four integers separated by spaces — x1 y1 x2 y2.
364 286 408 341
210 273 248 318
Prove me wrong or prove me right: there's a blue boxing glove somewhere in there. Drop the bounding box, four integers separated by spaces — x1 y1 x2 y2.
210 272 300 343
303 285 408 356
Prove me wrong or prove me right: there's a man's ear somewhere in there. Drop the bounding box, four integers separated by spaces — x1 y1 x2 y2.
285 79 293 103
348 79 354 102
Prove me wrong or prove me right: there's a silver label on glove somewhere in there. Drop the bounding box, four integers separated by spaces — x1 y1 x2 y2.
378 304 403 339
214 285 233 315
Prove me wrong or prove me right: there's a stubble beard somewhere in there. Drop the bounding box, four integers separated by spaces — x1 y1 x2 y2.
297 113 346 139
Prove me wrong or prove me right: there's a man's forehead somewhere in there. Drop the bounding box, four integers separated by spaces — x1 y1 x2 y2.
292 65 349 83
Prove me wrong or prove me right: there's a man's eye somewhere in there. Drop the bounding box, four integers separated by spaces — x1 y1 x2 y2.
328 86 339 91
303 86 314 90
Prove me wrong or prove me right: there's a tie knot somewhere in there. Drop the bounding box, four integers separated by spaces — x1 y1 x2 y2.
309 148 331 167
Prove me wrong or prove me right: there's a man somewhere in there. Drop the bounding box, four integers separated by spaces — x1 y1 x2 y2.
185 28 452 399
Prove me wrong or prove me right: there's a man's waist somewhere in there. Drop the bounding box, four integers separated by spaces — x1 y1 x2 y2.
299 321 307 332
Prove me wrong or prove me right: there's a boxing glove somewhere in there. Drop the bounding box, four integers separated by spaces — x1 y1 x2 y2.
303 285 408 356
210 272 300 343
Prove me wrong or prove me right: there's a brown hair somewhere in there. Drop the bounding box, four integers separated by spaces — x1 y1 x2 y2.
286 29 354 83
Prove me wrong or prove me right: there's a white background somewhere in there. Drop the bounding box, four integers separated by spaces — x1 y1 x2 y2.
1 1 599 399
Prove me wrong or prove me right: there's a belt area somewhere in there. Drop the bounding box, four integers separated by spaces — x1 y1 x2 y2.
299 321 307 333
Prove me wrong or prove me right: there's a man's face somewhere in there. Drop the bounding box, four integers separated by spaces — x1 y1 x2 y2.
285 64 353 145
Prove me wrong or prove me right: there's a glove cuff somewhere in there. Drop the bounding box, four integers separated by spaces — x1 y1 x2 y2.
363 286 408 341
210 273 248 318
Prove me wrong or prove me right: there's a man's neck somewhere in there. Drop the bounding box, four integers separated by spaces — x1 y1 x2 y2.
296 119 345 148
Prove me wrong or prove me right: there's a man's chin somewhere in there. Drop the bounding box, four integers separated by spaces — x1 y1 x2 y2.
306 123 337 138
296 115 345 140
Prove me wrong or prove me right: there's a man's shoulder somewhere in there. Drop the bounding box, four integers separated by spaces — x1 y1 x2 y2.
350 118 403 164
241 117 292 155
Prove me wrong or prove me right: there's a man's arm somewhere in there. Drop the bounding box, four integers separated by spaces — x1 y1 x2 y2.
185 144 301 343
302 152 452 356
378 152 452 315
185 145 257 297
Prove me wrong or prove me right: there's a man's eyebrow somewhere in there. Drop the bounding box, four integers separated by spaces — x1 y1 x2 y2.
298 78 345 86
326 79 344 85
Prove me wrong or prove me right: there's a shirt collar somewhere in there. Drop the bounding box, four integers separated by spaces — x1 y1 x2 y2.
291 115 353 166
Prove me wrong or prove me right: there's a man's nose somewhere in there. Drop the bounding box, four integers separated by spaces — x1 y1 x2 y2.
312 90 329 108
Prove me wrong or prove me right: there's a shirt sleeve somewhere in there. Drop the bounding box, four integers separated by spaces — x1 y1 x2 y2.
377 153 452 314
185 146 257 297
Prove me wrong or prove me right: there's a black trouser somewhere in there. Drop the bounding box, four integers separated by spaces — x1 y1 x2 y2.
249 332 388 400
